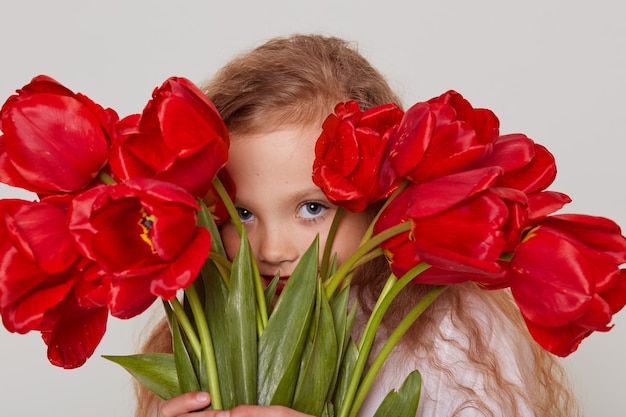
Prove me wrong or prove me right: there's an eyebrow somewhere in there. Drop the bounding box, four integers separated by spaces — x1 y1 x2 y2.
284 187 331 204
233 187 331 209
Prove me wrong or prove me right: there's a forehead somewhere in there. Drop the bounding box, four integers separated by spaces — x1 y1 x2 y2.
226 125 323 200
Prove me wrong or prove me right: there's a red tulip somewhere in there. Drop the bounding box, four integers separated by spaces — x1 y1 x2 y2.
471 133 557 194
0 199 80 333
0 75 115 194
40 289 108 369
388 90 499 184
110 77 229 199
313 101 404 212
374 168 508 280
428 90 500 145
509 214 626 356
68 178 212 319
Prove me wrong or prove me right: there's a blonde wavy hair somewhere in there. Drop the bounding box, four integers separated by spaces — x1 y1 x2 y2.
135 34 581 417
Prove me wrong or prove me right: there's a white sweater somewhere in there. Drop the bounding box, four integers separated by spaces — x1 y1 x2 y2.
354 291 536 417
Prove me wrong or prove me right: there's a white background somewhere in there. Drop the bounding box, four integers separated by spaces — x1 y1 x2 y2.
1 1 624 416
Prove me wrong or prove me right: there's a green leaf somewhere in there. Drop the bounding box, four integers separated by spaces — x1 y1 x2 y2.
327 285 356 401
172 314 201 393
202 252 235 408
163 298 204 392
103 354 181 400
228 230 258 405
371 371 421 417
332 339 358 416
292 280 338 416
257 237 319 406
197 199 227 258
322 402 335 417
263 272 280 316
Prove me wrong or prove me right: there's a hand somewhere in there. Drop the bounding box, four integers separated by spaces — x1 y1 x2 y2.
160 392 315 417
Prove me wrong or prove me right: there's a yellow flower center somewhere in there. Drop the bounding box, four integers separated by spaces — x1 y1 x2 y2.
138 207 157 254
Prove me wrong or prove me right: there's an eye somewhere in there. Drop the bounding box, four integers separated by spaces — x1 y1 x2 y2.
236 207 255 223
298 202 328 220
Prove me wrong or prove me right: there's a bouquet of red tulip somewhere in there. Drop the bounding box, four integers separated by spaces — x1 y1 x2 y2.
1 75 625 417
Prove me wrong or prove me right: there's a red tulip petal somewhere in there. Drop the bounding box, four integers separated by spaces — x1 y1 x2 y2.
0 138 55 193
126 178 200 260
510 230 605 327
428 90 500 145
2 94 108 192
412 120 485 181
411 267 472 285
18 75 76 96
5 202 78 273
358 103 404 132
0 270 75 333
405 167 502 218
0 246 48 306
74 264 108 308
388 103 434 177
40 293 108 369
600 269 626 314
317 120 359 177
478 134 534 173
527 191 571 220
90 196 156 270
499 142 556 193
107 269 160 319
523 318 591 357
540 215 626 264
383 238 422 279
110 77 229 198
411 193 507 274
573 294 613 330
150 228 212 300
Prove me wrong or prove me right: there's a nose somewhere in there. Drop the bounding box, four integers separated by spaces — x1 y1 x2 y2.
253 222 300 269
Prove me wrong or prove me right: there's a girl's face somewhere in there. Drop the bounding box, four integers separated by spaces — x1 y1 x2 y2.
220 125 371 287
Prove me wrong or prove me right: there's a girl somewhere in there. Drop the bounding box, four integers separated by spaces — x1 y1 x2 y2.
135 34 581 417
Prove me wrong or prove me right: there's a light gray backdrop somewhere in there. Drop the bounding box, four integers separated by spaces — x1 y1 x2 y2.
1 1 624 416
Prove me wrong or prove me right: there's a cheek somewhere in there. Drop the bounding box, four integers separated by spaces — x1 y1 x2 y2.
219 223 241 260
331 212 370 266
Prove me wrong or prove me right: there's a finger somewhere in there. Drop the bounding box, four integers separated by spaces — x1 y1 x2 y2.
160 392 212 417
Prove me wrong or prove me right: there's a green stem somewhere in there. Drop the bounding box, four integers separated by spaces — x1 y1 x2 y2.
355 274 397 353
348 285 448 417
336 262 430 417
185 284 223 410
208 251 232 272
337 248 384 292
212 176 244 236
211 176 268 332
320 208 344 280
169 298 201 358
357 180 409 247
324 222 411 297
97 171 117 185
250 245 268 332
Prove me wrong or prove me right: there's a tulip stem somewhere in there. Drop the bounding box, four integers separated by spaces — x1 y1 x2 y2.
250 243 269 332
321 208 344 280
324 222 411 297
184 284 223 410
212 176 243 236
211 177 268 331
348 285 448 417
358 180 408 246
169 298 201 358
336 263 430 417
97 171 117 185
208 252 232 276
